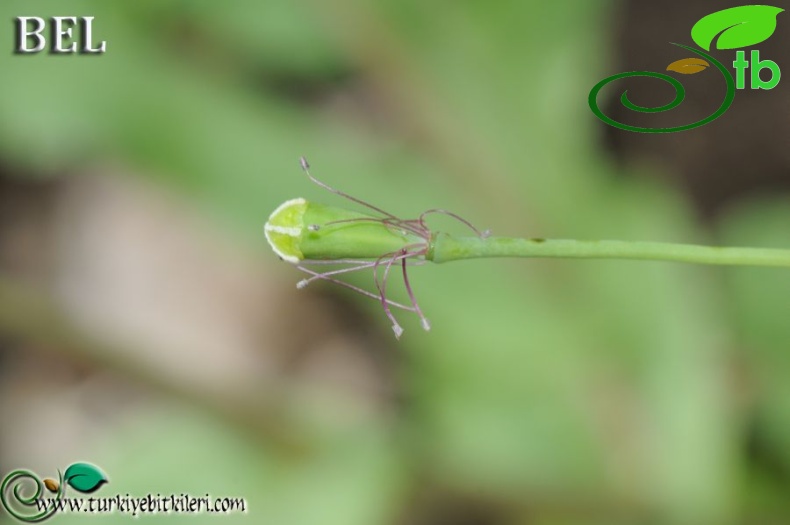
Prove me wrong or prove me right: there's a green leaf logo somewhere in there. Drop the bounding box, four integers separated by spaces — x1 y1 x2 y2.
691 5 784 51
63 463 108 493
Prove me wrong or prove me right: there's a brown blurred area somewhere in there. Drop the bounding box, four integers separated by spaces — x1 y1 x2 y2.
0 169 399 460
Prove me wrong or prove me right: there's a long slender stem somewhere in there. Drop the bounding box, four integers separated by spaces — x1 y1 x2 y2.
428 233 790 268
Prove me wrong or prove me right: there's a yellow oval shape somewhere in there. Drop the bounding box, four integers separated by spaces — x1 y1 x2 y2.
666 57 710 74
43 478 59 493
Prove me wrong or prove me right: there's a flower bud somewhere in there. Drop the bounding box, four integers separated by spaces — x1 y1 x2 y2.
264 199 425 262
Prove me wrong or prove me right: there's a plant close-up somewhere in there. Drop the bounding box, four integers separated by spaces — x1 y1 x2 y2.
4 1 790 524
267 158 790 340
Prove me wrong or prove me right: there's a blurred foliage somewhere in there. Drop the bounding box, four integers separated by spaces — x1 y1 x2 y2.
2 0 790 524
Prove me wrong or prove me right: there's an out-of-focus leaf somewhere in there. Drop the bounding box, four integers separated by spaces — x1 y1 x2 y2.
720 198 790 470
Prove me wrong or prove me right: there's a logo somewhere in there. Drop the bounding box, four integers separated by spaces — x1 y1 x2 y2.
589 5 784 133
1 462 107 522
1 462 247 521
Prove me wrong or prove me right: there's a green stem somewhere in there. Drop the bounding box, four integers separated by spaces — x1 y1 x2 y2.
429 234 790 268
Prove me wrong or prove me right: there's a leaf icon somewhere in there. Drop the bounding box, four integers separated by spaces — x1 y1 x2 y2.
667 57 710 74
43 478 60 492
63 463 108 493
691 5 784 51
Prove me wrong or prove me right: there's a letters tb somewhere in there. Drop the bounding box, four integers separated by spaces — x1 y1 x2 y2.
733 50 780 90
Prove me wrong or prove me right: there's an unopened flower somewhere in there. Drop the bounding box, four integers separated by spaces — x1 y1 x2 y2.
264 157 487 338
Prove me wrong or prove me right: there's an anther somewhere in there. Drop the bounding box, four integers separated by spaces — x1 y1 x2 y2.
296 279 309 289
307 224 320 231
392 324 404 339
300 156 310 171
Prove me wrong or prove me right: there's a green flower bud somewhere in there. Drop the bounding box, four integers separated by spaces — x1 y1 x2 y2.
264 198 426 262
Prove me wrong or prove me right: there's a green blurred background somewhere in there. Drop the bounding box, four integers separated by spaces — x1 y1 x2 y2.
2 1 790 523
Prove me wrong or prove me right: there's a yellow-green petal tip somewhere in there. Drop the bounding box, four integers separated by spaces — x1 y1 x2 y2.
264 198 307 263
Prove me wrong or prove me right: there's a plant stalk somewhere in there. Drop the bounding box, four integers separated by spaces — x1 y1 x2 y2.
428 233 790 268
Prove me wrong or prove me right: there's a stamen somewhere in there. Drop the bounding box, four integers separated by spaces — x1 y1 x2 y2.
296 264 417 311
300 156 399 220
402 257 431 331
381 218 430 239
318 217 429 239
280 159 482 337
297 261 378 288
300 258 376 265
374 250 406 338
419 209 489 238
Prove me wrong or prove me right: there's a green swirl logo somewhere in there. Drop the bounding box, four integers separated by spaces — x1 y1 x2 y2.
589 5 784 133
0 470 62 522
1 463 107 522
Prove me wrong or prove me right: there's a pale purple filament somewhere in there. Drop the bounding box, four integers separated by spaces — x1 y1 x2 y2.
292 157 490 337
